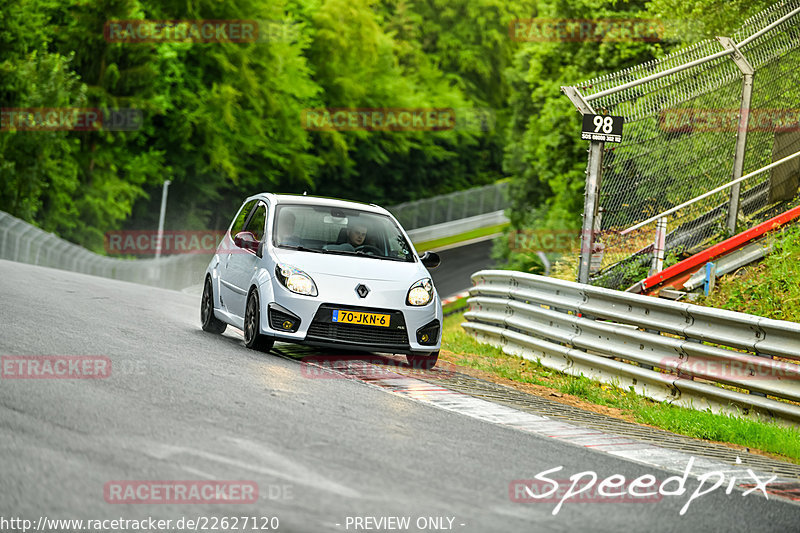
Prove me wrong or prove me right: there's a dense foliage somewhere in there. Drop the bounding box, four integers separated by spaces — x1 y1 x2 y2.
0 0 776 252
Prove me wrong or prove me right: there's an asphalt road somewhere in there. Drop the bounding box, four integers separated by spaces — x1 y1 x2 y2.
1 260 799 532
429 239 495 299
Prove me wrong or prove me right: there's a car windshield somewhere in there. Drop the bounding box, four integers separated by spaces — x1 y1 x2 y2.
273 204 415 262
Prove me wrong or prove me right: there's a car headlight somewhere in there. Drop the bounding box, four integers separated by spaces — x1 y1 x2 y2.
275 264 318 296
407 278 433 306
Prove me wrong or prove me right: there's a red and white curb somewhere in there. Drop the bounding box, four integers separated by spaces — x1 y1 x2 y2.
442 291 470 306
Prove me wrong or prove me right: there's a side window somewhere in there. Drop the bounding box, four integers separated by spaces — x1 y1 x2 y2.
231 200 257 235
244 203 267 241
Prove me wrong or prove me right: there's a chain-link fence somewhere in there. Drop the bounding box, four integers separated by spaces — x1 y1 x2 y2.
1 184 510 289
565 1 800 289
0 211 211 290
388 182 509 230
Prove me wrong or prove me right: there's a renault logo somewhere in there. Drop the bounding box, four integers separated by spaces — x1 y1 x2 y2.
356 284 370 298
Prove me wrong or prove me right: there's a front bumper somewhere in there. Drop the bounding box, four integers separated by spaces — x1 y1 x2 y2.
261 274 442 354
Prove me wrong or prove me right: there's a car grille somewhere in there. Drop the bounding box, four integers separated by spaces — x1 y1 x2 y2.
306 304 409 348
307 322 409 346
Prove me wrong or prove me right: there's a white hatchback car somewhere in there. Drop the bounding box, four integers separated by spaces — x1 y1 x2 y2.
201 193 443 368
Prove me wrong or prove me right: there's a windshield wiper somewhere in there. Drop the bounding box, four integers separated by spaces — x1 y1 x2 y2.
353 250 383 259
282 245 328 254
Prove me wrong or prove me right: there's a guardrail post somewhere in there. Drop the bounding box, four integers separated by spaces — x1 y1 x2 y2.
562 86 603 284
703 262 717 296
717 37 755 235
650 217 667 276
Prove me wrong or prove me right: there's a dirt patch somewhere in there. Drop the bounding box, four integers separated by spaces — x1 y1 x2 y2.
438 349 639 422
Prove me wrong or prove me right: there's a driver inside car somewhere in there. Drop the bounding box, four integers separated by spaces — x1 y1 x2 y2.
326 222 370 252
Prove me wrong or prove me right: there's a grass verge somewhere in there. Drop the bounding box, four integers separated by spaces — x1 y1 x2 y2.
440 310 800 464
413 223 509 252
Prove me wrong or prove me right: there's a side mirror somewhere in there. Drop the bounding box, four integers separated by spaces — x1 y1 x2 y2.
234 231 259 253
420 251 441 268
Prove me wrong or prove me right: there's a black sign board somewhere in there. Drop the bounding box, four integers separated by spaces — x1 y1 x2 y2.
581 114 624 143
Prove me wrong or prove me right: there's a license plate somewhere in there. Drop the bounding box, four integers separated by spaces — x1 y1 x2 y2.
332 310 390 327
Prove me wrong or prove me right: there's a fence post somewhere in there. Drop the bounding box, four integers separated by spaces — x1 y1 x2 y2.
562 86 603 284
717 37 755 235
650 217 667 276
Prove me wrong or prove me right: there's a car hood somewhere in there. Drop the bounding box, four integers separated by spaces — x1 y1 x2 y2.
272 248 426 281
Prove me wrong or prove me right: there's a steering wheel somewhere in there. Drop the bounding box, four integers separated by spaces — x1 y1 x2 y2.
355 244 382 256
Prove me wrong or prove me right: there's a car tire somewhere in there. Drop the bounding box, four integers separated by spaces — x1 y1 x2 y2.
244 290 274 352
406 351 438 370
201 277 227 334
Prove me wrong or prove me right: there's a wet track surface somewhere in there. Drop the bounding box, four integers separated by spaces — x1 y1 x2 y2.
1 260 799 532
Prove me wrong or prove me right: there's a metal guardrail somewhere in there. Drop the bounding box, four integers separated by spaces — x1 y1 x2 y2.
462 270 800 424
0 211 210 290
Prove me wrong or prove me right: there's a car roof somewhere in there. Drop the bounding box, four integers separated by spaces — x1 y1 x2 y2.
249 193 391 216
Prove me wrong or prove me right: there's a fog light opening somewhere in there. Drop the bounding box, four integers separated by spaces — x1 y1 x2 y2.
268 304 302 333
416 319 440 346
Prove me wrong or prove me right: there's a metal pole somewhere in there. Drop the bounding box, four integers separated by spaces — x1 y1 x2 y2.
155 180 171 259
579 141 604 283
727 72 753 234
561 86 604 284
717 36 755 235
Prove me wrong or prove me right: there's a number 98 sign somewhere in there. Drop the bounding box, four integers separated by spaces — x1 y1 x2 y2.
581 114 624 143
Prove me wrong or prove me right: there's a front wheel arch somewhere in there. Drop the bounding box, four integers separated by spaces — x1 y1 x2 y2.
201 274 227 334
243 287 274 352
